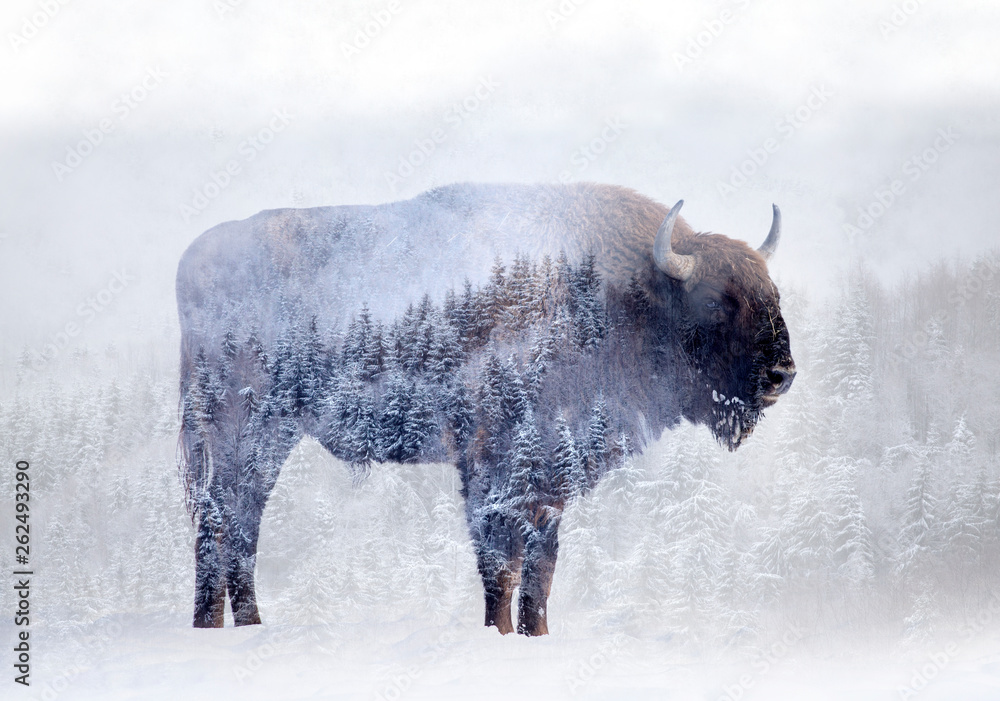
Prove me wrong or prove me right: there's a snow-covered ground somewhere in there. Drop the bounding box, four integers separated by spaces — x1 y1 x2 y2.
16 613 1000 701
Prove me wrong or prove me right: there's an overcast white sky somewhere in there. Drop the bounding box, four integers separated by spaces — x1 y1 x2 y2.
2 0 999 371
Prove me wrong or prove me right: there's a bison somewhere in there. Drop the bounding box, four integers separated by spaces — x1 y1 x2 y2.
176 182 795 635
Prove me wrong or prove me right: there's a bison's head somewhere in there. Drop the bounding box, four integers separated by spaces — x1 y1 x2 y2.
650 200 795 450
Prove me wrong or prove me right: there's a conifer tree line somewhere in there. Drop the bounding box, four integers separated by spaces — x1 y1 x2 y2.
1 250 999 642
182 251 624 512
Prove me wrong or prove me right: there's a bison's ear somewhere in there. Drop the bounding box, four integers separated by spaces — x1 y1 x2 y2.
653 200 696 282
757 204 781 260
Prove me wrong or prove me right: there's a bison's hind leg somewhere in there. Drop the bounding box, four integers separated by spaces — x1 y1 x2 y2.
516 515 560 637
193 496 227 628
227 545 262 626
186 396 302 628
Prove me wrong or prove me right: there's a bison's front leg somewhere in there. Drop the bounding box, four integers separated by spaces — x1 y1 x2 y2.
517 514 560 637
470 509 524 635
481 564 518 635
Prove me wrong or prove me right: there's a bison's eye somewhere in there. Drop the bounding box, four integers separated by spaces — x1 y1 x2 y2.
705 300 721 310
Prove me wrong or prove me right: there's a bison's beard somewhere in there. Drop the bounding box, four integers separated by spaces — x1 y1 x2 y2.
685 356 769 452
708 391 762 451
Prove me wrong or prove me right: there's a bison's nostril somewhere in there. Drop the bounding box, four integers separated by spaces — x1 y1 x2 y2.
767 366 796 395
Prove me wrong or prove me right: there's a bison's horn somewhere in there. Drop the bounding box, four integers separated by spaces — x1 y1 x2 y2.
653 200 696 282
758 204 781 260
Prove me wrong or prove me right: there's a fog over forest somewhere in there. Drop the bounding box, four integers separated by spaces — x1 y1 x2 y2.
1 1 999 698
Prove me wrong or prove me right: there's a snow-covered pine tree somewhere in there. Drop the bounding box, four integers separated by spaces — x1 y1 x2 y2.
348 392 380 470
379 370 411 462
477 353 507 461
584 396 610 485
503 253 534 331
382 312 404 369
324 368 363 457
464 277 494 348
342 304 369 367
400 381 437 461
412 294 436 373
442 286 460 333
429 312 464 383
301 316 327 415
555 250 572 290
550 413 584 503
454 278 476 348
758 458 838 604
570 254 608 349
824 270 879 456
537 254 555 318
363 320 385 380
500 355 528 427
898 449 941 589
342 304 383 381
271 324 311 417
442 380 475 449
827 457 876 591
486 255 508 326
393 303 420 373
221 328 238 361
525 329 556 403
656 430 743 639
941 417 984 594
507 407 546 519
